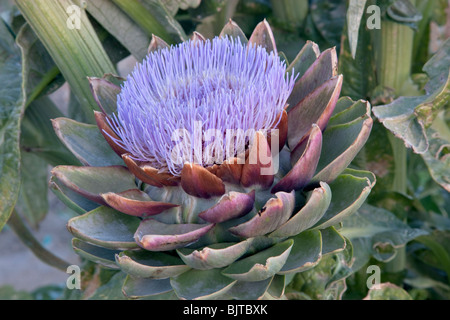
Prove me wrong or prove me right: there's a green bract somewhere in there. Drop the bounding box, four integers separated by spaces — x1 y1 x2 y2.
50 20 375 300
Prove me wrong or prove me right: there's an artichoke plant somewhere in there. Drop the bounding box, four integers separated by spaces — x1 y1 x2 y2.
50 20 375 300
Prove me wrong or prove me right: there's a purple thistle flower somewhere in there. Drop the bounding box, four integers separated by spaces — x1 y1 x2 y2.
109 36 295 176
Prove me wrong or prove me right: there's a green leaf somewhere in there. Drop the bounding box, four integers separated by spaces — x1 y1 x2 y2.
421 125 450 192
16 23 62 107
229 191 295 238
286 40 320 81
340 204 428 262
20 97 80 166
267 275 286 299
225 277 273 300
15 0 116 123
116 250 190 279
51 165 137 204
278 230 322 275
14 151 48 228
171 268 237 300
87 272 128 300
287 251 350 300
320 226 346 256
346 0 367 59
177 239 254 270
85 0 150 61
287 47 338 114
372 38 450 154
313 169 375 230
0 20 24 232
415 230 450 284
52 117 123 167
67 206 140 250
311 99 373 184
222 240 294 282
219 19 248 44
338 19 377 100
0 286 33 300
49 175 100 214
122 275 173 299
269 182 331 238
72 238 121 269
88 75 122 115
309 0 346 49
112 0 186 45
135 219 214 251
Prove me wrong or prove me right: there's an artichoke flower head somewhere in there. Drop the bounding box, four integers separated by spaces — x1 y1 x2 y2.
51 20 375 300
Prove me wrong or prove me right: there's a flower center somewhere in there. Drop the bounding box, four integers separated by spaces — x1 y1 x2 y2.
111 36 295 176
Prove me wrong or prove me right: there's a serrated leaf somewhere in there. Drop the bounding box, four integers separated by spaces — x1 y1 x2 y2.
421 126 450 192
372 39 450 154
340 204 428 262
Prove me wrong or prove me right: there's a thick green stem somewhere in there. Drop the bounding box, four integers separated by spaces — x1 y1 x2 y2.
375 21 414 93
374 17 415 274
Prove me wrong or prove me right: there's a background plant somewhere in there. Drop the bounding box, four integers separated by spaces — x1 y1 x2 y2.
0 0 448 300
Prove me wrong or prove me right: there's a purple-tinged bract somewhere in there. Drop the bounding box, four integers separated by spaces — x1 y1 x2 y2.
109 36 295 176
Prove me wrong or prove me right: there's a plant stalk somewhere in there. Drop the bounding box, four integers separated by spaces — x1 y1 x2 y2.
374 16 416 274
7 210 71 272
